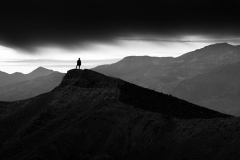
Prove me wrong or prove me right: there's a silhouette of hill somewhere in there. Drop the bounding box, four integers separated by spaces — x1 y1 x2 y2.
1 69 238 160
171 61 240 116
177 43 239 62
0 72 65 101
27 66 55 79
0 71 8 76
93 56 174 78
93 43 240 93
0 67 56 87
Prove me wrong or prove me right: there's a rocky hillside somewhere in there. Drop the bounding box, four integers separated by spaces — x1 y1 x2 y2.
2 69 240 160
93 43 240 93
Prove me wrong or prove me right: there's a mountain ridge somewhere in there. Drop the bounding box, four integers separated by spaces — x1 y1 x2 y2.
93 43 240 93
0 67 57 87
0 72 65 101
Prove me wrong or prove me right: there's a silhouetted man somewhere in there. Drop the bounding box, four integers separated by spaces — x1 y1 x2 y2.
76 58 81 69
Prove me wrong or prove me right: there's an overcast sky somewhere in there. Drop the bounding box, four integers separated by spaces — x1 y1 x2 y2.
1 0 240 73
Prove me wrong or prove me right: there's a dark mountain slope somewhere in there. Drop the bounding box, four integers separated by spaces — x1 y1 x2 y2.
171 61 240 116
0 72 65 101
0 69 237 160
93 43 240 93
0 67 55 87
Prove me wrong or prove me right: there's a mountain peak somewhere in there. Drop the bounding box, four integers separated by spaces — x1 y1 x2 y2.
11 72 24 75
204 42 233 48
32 66 53 72
60 69 121 88
27 66 54 79
177 42 240 61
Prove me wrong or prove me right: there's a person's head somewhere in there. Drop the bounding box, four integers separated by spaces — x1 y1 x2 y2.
78 58 80 60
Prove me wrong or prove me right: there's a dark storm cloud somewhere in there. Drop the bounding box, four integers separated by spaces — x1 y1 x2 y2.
0 0 240 53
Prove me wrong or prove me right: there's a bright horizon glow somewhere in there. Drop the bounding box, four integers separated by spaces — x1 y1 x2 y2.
1 35 240 74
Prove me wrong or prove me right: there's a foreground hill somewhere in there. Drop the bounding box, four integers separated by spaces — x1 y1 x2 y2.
0 67 56 87
1 69 239 160
0 72 65 101
171 61 240 116
93 43 240 93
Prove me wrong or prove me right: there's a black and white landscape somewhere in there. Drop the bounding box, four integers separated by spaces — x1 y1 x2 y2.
1 45 240 159
1 0 240 159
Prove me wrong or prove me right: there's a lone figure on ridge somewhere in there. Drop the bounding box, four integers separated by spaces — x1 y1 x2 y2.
76 58 81 69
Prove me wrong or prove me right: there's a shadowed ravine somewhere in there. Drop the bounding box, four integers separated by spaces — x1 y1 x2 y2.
1 69 240 160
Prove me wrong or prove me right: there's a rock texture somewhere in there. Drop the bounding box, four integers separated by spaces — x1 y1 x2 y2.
1 69 240 160
93 43 240 93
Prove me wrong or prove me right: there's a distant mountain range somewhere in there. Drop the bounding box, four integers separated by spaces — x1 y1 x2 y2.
171 61 240 116
0 72 65 101
92 43 240 115
0 67 56 87
0 67 65 101
1 69 238 160
93 43 240 93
